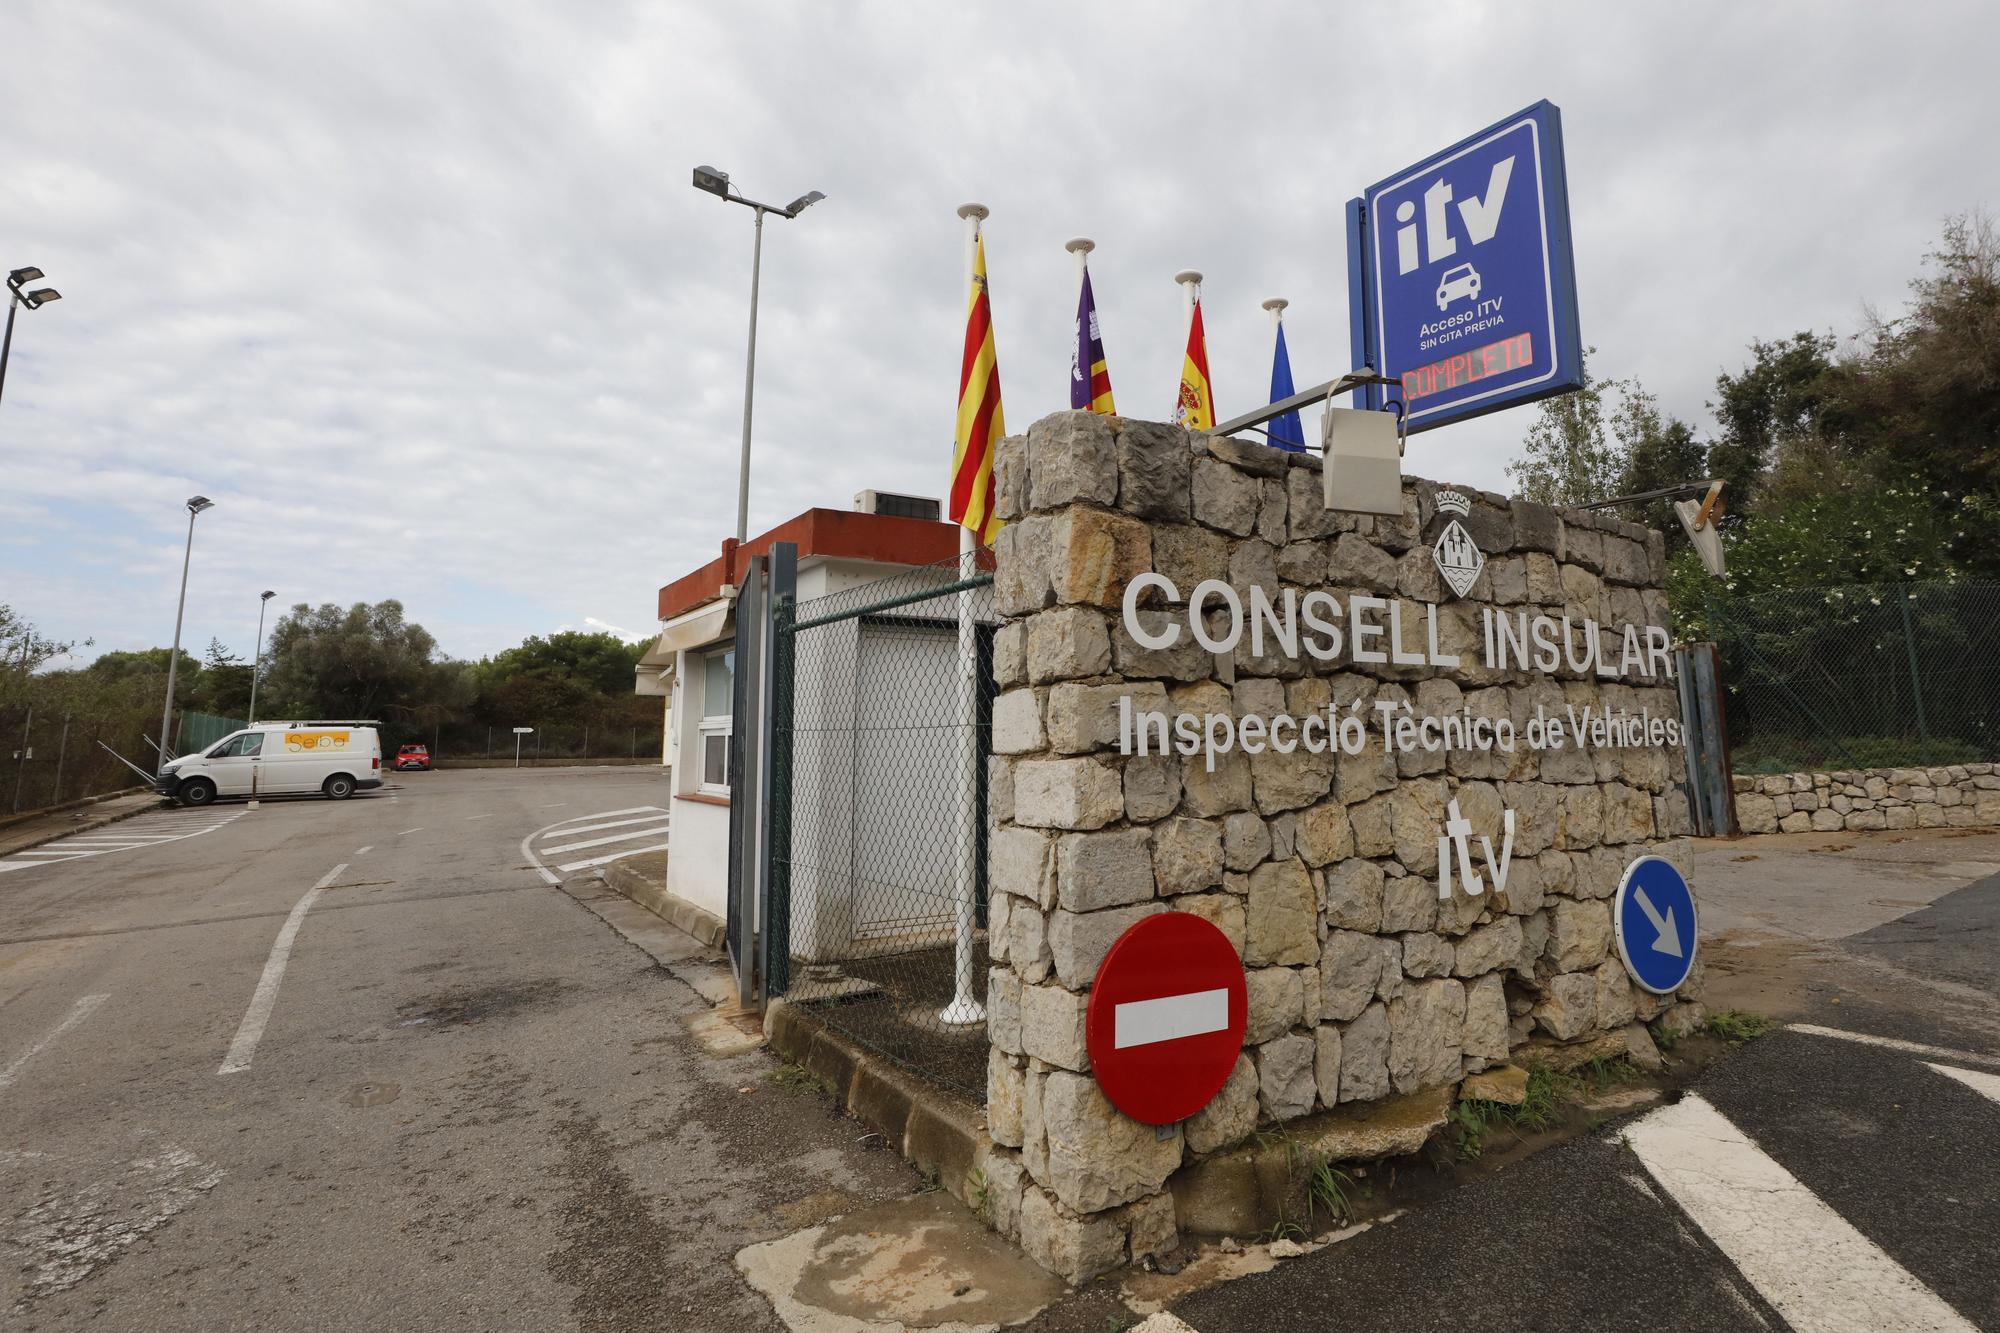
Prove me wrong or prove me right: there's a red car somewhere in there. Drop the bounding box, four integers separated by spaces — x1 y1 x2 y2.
394 744 433 772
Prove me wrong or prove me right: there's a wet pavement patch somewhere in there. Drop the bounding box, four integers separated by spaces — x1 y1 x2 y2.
396 979 571 1028
735 1191 1065 1331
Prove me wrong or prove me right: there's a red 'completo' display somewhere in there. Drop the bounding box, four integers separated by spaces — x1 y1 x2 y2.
1401 331 1535 402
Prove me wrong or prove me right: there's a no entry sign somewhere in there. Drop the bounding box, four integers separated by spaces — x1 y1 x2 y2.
1085 913 1247 1126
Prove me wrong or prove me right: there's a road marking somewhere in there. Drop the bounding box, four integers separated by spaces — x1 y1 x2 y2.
536 813 670 838
539 823 671 855
542 802 569 808
465 813 492 820
1790 1023 2000 1070
397 827 424 836
1924 1061 2000 1105
0 812 245 875
1131 1317 1201 1333
355 845 373 855
0 994 110 1092
1115 988 1230 1050
217 862 346 1076
1624 1093 1975 1333
544 804 660 824
556 842 671 872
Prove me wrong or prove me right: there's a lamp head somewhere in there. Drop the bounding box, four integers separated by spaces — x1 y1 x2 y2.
691 165 731 198
8 267 44 291
783 190 826 217
22 288 60 309
187 495 214 515
261 589 276 601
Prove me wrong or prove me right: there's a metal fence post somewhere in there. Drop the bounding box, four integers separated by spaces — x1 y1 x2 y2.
762 541 797 1003
53 712 70 806
1896 584 1933 763
12 703 31 814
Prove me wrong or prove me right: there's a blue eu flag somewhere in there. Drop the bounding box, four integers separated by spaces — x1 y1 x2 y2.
1267 318 1306 452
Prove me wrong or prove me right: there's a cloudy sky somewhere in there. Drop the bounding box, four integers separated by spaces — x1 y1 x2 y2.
3 1 1994 667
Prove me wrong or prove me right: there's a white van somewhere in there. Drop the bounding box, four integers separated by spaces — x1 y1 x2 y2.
157 720 384 807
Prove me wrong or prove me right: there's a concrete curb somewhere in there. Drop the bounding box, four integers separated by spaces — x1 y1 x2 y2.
600 858 726 949
0 791 162 857
765 997 994 1217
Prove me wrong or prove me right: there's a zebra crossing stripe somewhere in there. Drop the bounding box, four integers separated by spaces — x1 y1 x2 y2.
1624 1093 1974 1332
1923 1062 2000 1106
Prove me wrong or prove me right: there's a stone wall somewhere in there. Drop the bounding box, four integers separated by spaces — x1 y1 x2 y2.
977 410 1703 1284
1733 764 2000 833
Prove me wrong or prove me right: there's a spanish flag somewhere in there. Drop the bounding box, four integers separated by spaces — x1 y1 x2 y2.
1174 294 1215 432
951 231 1005 544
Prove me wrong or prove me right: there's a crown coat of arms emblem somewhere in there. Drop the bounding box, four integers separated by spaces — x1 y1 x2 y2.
1429 490 1485 598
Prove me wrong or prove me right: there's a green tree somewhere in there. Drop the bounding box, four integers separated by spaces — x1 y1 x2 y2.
1611 385 1709 543
261 600 451 720
1705 332 1842 517
193 639 254 718
1507 350 1624 506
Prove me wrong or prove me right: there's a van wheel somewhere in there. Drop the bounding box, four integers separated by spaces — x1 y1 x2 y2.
178 777 217 808
323 774 356 800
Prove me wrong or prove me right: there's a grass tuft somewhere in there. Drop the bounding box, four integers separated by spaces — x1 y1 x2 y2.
1704 1009 1773 1044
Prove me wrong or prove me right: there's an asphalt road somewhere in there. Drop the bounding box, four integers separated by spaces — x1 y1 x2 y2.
1165 873 2000 1333
0 768 910 1330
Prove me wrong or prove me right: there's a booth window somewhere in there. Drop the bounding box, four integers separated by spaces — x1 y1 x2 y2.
699 647 734 795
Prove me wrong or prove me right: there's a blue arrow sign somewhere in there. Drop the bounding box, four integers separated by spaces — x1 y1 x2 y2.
1613 856 1699 994
1345 101 1583 432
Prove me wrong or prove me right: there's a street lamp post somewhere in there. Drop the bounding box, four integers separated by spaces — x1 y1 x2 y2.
691 167 825 544
158 496 215 771
1 267 63 404
248 589 276 724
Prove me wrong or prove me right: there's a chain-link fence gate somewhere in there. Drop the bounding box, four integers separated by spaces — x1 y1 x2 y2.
764 550 997 1100
1704 580 2000 774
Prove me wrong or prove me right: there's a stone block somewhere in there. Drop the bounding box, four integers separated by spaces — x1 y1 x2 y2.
1049 901 1165 989
1191 456 1262 536
1461 1063 1527 1104
1321 857 1386 933
994 514 1055 616
1338 1002 1392 1103
1014 758 1124 831
1113 607 1215 682
1049 679 1163 755
989 967 1023 1054
1320 928 1384 1021
989 1046 1026 1147
1052 506 1154 609
1119 1190 1179 1265
1380 870 1439 933
1056 827 1156 911
1223 811 1273 871
1244 857 1317 966
1297 802 1355 867
1018 1183 1125 1286
1025 606 1113 683
992 687 1045 755
1245 966 1307 1044
1123 756 1182 824
1168 1048 1257 1166
1601 782 1654 844
993 826 1056 908
1462 972 1511 1064
1401 931 1453 979
1389 978 1465 1093
1040 1070 1183 1213
1182 749 1255 817
1327 533 1400 592
1153 817 1224 895
992 433 1030 522
1453 917 1524 978
994 621 1027 688
1390 778 1450 874
1021 983 1090 1071
1314 1025 1343 1108
1007 903 1053 983
1550 898 1612 972
1172 893 1246 956
1595 958 1636 1029
1255 1032 1317 1120
1027 411 1118 511
1114 418 1193 521
1250 741 1335 814
1534 971 1596 1040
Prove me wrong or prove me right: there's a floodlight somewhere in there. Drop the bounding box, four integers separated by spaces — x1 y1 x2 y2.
8 267 44 289
187 495 214 514
22 288 60 309
692 165 731 197
262 589 276 600
784 190 826 216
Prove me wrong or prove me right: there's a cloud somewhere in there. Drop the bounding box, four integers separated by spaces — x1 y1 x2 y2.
2 0 1992 666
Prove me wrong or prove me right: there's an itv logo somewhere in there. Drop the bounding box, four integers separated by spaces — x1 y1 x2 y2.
1393 155 1515 275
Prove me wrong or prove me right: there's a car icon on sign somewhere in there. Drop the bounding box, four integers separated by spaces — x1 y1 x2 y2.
1435 263 1482 311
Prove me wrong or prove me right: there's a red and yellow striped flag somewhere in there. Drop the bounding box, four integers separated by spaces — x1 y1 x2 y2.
1173 296 1215 432
951 232 1005 544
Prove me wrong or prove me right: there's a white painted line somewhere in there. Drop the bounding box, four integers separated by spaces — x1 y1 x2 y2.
217 862 346 1076
0 994 110 1092
1924 1062 2000 1105
466 813 492 820
1790 1023 2000 1070
1624 1093 1974 1333
1131 1316 1201 1333
534 813 670 839
541 802 569 808
355 845 373 855
543 804 661 825
1114 988 1230 1050
539 823 671 856
397 827 424 836
555 842 670 872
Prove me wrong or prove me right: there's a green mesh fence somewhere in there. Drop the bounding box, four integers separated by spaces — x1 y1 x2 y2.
177 711 247 754
768 549 996 1101
1710 580 2000 774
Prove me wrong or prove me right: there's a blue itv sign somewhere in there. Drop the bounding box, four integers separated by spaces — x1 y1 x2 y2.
1613 855 1700 995
1346 101 1583 432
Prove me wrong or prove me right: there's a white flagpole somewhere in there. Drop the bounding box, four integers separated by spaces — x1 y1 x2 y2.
1066 236 1094 294
1262 295 1288 346
940 202 989 1026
